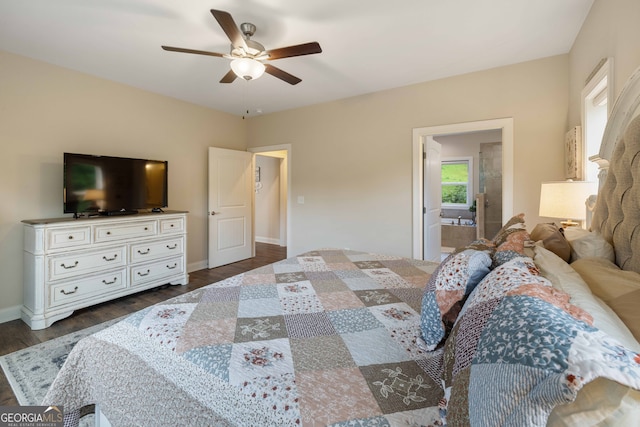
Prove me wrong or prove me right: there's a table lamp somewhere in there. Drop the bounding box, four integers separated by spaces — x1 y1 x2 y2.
539 180 597 227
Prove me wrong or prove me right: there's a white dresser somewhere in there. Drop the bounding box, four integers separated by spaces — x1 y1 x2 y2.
22 211 188 330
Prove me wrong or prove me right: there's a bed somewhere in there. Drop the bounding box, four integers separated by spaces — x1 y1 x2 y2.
44 68 640 426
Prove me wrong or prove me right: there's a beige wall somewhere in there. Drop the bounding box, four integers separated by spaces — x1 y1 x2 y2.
247 55 570 257
0 51 246 318
568 0 640 127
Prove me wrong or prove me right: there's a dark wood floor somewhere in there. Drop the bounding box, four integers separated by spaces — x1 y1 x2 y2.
0 242 287 407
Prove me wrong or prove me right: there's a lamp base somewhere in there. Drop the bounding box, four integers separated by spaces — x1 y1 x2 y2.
560 219 580 228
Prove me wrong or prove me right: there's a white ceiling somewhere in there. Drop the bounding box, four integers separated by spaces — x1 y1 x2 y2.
0 0 593 117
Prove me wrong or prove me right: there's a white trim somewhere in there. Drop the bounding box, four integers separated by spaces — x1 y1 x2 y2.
412 118 514 259
581 58 614 181
248 144 292 257
188 260 208 272
0 305 22 324
255 236 281 245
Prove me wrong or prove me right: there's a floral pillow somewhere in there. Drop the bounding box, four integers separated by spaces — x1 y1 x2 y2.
440 256 640 426
491 213 530 267
420 248 492 351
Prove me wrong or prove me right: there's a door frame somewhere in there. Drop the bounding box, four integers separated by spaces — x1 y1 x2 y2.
412 118 514 259
248 144 292 257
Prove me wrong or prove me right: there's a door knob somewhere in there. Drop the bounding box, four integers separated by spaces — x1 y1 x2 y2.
210 211 217 216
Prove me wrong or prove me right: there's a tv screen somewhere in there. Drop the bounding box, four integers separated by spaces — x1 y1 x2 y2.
63 153 168 215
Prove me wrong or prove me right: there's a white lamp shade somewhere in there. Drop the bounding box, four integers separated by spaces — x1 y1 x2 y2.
539 180 597 221
230 58 265 80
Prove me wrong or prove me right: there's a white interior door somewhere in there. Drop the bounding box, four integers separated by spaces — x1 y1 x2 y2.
423 137 442 262
208 147 253 268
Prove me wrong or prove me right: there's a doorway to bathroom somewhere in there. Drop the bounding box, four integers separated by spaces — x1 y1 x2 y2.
434 131 503 259
412 118 514 262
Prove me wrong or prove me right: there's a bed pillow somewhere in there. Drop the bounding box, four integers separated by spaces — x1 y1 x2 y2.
563 227 615 263
419 248 492 350
491 213 530 267
572 257 640 342
534 248 640 427
531 223 571 263
441 256 640 426
534 245 640 352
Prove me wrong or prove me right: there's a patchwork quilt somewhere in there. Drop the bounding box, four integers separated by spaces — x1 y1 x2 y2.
45 250 444 426
44 250 640 427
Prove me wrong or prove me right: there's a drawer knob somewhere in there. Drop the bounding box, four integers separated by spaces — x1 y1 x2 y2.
106 231 111 235
60 261 79 269
170 224 174 228
137 248 151 255
166 244 178 250
68 235 74 240
60 286 79 295
102 277 118 285
144 227 149 231
103 254 118 262
166 263 178 270
137 269 151 277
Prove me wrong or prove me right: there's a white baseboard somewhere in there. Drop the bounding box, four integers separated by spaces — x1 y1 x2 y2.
256 236 282 245
0 305 22 324
188 260 208 273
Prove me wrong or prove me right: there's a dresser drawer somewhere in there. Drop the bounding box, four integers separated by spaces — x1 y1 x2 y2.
48 246 127 281
160 217 185 234
130 237 184 264
46 226 91 250
94 220 157 243
49 270 127 308
130 255 184 287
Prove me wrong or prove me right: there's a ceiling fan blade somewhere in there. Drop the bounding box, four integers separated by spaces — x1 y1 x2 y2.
210 9 248 51
266 42 322 60
220 69 237 84
161 46 225 58
265 64 302 85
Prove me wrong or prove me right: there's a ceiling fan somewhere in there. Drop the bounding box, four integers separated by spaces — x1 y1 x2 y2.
162 9 322 85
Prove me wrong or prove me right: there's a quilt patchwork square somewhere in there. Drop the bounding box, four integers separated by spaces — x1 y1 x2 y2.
237 297 283 318
290 335 355 371
359 360 442 414
200 286 241 303
296 367 382 425
176 318 237 352
328 308 384 334
234 316 288 343
182 344 233 381
275 272 308 284
239 284 278 300
341 328 413 366
354 290 402 307
241 273 276 286
228 338 294 386
284 312 337 338
279 294 324 315
316 290 366 311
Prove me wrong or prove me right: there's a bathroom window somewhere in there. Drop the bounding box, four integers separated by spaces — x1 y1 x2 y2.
441 158 472 208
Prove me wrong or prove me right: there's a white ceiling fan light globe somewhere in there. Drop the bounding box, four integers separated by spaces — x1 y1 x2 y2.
230 58 265 80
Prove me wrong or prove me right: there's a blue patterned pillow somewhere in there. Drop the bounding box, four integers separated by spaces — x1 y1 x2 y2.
419 249 492 351
440 256 640 426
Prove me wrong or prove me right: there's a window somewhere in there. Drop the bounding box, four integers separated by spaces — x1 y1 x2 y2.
582 58 613 182
441 157 472 208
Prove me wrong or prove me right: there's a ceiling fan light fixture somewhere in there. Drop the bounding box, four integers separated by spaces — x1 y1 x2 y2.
230 57 265 81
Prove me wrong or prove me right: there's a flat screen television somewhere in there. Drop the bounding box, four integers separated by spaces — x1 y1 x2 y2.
63 153 168 216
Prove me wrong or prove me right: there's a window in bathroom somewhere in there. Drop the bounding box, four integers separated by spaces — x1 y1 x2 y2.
441 157 472 208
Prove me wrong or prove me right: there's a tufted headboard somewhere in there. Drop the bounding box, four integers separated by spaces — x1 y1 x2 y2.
590 66 640 273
